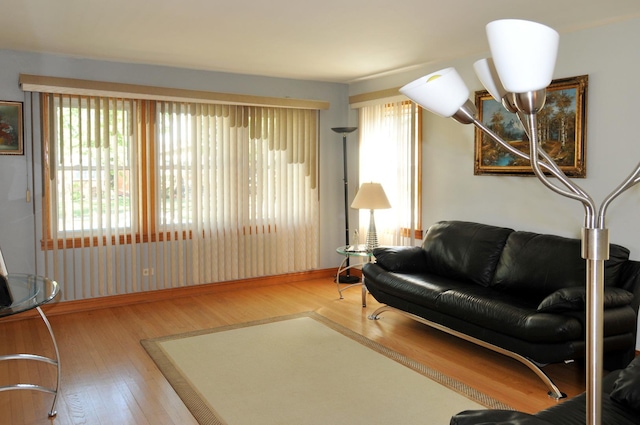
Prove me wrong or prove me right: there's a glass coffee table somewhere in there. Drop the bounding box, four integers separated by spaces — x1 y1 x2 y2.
335 245 374 306
0 274 60 418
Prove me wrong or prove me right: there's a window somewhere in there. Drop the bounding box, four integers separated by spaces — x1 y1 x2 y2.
47 96 136 237
41 93 319 296
358 100 422 245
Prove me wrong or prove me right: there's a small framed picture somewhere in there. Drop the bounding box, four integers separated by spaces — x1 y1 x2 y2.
474 75 588 177
0 101 23 155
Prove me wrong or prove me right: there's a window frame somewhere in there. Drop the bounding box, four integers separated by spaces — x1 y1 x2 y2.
40 95 318 250
40 96 196 249
357 100 423 244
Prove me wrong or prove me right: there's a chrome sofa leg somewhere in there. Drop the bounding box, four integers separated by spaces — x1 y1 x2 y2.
368 305 566 400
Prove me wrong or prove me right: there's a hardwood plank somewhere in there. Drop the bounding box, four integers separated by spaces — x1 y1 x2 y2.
0 276 589 424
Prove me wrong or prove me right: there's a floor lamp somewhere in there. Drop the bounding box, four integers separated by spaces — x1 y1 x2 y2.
400 19 640 425
332 126 359 284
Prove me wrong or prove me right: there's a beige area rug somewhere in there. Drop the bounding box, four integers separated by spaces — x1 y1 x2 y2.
141 312 511 425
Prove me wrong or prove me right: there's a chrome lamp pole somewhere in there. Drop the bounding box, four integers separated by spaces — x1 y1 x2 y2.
400 19 640 425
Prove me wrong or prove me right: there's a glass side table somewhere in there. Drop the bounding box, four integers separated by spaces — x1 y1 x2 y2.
0 273 60 418
335 245 374 307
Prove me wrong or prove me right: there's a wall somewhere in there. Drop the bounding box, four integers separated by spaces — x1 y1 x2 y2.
349 17 640 348
0 50 355 279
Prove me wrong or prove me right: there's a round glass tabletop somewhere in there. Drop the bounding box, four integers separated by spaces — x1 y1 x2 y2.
0 274 59 318
336 245 374 257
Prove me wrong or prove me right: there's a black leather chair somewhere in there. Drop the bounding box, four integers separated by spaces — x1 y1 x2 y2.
450 356 640 425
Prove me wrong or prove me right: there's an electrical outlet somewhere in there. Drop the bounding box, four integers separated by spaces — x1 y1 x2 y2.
143 268 149 276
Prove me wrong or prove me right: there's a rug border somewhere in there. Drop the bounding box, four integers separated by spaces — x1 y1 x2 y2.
141 311 512 425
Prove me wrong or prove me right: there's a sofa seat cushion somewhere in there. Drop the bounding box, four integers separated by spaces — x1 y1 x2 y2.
421 221 513 287
434 286 583 343
362 264 464 310
491 231 630 297
364 264 583 343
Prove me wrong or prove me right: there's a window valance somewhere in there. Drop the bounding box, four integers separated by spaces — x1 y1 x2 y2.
19 74 329 110
349 87 406 108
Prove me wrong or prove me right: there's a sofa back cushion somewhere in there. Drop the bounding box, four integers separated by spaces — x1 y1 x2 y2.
421 221 514 287
491 231 630 297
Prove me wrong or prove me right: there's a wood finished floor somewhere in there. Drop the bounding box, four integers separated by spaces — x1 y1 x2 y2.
0 276 587 425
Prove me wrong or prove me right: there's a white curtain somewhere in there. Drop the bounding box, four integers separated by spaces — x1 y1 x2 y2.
358 101 420 246
42 94 319 300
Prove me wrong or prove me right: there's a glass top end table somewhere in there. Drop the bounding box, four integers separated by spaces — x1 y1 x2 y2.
335 245 374 307
0 273 61 418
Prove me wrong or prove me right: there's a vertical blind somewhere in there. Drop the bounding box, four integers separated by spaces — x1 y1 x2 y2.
358 101 420 246
42 93 319 300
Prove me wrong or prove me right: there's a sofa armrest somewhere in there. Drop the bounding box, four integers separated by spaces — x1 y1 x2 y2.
537 287 634 313
450 410 553 425
372 246 428 273
610 355 640 411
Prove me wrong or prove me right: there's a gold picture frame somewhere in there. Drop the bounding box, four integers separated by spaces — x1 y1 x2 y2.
0 101 23 155
474 75 588 177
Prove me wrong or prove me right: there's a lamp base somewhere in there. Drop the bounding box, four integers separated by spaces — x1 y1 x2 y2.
337 274 360 284
365 209 379 252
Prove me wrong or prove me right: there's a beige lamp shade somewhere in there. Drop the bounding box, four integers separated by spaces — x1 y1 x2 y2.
351 183 391 210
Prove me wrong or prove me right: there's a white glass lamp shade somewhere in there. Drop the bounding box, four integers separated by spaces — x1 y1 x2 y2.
485 19 559 93
399 68 470 118
351 183 391 210
473 58 507 102
0 247 6 277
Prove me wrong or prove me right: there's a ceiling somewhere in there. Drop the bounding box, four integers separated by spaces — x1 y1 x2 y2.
2 0 639 84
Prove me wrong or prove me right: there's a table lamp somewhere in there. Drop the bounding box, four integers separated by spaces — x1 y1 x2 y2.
351 182 391 251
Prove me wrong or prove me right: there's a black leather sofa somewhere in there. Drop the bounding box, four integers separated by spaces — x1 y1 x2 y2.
362 221 640 398
450 355 640 425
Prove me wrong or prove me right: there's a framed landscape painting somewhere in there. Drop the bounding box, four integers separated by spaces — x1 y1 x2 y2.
0 101 23 155
474 75 588 177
